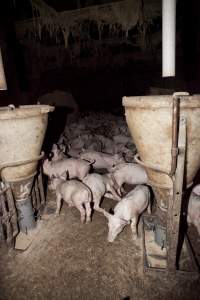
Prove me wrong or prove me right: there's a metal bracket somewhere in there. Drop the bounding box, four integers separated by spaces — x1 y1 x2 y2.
0 152 44 182
134 153 170 175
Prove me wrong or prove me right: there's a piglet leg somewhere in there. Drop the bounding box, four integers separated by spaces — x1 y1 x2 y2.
77 203 86 223
109 186 121 201
85 202 92 223
147 202 151 214
55 194 62 215
131 215 138 240
104 192 121 201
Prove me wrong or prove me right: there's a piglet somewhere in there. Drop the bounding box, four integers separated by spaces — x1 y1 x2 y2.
101 173 121 201
113 135 132 145
43 157 93 180
49 144 67 161
83 173 121 212
79 150 125 170
67 146 81 158
110 162 148 195
187 184 200 235
103 185 151 242
50 174 92 223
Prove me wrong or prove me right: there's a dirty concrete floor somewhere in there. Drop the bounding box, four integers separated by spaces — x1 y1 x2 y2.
0 195 200 300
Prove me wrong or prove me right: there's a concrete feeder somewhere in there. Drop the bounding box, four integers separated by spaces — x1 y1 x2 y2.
0 105 54 233
123 92 200 273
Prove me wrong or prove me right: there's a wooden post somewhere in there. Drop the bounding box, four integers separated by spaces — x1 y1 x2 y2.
166 116 186 271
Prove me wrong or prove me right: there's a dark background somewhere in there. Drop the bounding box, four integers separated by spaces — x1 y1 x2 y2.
0 0 200 110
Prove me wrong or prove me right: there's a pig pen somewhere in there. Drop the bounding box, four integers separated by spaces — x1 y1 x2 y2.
0 109 200 300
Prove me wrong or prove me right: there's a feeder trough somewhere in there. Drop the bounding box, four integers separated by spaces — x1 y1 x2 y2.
0 105 54 234
123 92 200 275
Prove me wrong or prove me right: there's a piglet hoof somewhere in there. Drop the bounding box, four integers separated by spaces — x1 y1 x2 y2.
132 234 138 241
86 219 91 224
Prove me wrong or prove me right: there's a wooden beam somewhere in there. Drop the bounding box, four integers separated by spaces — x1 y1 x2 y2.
166 116 186 271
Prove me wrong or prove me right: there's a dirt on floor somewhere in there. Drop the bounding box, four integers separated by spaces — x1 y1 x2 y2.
0 192 200 300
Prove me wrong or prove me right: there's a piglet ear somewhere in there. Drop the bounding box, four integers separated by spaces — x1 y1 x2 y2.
60 144 66 152
122 218 130 225
65 170 69 180
48 152 54 161
60 171 68 180
60 173 65 180
56 143 61 150
103 209 111 219
109 208 114 215
42 152 48 163
192 184 200 196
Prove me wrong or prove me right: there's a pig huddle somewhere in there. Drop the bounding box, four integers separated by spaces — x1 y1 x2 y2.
43 144 150 242
58 110 137 162
43 110 200 242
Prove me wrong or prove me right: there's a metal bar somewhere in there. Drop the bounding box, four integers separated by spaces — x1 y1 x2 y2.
167 116 186 271
38 168 45 206
0 152 44 173
0 218 6 245
34 177 40 211
134 153 169 175
169 96 179 176
0 193 13 247
5 186 18 237
31 185 37 211
0 199 6 245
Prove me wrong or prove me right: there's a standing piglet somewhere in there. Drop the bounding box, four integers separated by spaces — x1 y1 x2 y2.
187 184 200 235
43 157 93 180
103 185 151 242
50 175 92 223
110 163 148 195
83 173 121 212
79 150 125 170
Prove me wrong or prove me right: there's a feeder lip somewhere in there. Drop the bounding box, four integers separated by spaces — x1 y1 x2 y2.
122 95 200 109
0 105 55 120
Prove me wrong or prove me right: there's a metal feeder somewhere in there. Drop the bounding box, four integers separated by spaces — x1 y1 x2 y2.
123 92 200 275
0 105 54 234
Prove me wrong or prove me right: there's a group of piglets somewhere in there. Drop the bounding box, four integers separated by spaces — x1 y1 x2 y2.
43 110 200 242
43 140 150 242
58 110 137 162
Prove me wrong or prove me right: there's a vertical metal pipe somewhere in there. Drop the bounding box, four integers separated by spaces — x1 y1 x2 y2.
162 0 176 77
0 48 7 90
169 96 179 176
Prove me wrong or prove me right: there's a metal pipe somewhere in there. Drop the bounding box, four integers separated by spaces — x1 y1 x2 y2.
169 95 179 176
134 153 170 175
0 153 44 174
162 0 176 77
0 48 7 90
